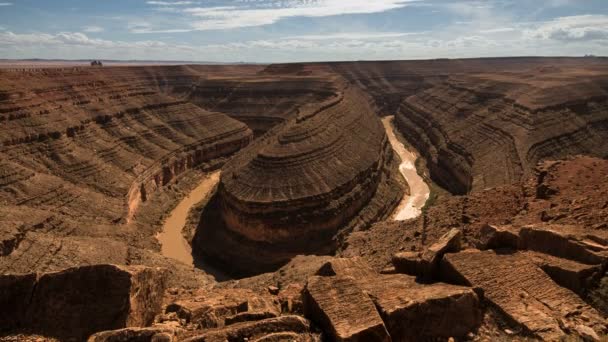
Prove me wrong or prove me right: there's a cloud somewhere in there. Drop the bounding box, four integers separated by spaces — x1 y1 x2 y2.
146 1 195 5
0 31 188 50
83 26 104 33
0 2 12 6
284 32 424 40
526 15 608 42
181 0 419 31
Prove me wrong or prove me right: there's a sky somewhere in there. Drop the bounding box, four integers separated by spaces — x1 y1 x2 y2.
0 0 607 63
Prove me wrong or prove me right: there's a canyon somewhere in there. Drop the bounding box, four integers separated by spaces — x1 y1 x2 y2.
0 57 608 341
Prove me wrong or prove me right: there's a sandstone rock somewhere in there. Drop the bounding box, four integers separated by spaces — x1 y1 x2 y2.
182 315 317 342
303 275 390 341
392 228 462 279
391 252 426 277
315 257 377 278
357 274 482 342
0 273 37 332
526 251 602 295
165 288 280 329
441 250 606 340
519 224 608 265
476 224 520 250
0 264 168 340
575 324 601 342
267 285 280 295
278 283 305 314
88 327 175 342
197 85 401 275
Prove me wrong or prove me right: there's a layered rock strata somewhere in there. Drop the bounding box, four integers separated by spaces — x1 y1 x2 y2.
185 76 338 136
326 58 608 193
195 84 402 275
0 264 167 340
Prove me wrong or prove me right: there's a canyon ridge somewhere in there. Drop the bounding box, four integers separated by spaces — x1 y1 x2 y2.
1 57 608 341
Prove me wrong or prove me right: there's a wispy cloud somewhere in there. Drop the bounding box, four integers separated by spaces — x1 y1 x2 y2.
285 32 424 41
525 15 608 42
83 26 104 33
164 0 420 31
146 1 195 5
0 2 13 6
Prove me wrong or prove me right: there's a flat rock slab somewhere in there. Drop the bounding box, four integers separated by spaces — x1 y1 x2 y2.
304 275 390 341
525 251 602 295
166 288 279 329
357 274 481 342
308 258 481 341
442 250 606 340
0 264 168 340
392 228 462 279
519 224 608 265
182 315 317 342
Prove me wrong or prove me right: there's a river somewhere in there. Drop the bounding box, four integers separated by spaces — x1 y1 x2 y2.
156 171 221 265
382 115 430 220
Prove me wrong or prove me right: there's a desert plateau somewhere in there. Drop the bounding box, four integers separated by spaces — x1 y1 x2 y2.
2 1 608 341
0 57 607 341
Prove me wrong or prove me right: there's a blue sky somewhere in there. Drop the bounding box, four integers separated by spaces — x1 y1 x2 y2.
0 0 607 62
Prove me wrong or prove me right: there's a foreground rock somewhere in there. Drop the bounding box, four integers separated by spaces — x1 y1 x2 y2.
442 249 606 340
304 275 391 341
164 288 280 329
196 85 403 276
0 264 167 340
182 315 319 342
304 258 482 341
392 228 462 280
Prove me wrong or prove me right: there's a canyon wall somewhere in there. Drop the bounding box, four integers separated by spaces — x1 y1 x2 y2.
183 76 337 136
193 83 403 275
329 58 608 193
0 66 254 268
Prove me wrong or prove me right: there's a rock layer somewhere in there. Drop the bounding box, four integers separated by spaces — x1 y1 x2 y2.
195 84 402 275
0 264 167 340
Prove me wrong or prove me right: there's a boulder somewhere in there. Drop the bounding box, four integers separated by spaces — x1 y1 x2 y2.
0 264 168 340
303 275 391 341
357 274 482 342
526 251 602 295
315 257 377 278
476 224 520 250
0 273 37 331
88 327 176 342
165 288 280 329
519 225 608 265
277 283 305 314
392 228 462 279
182 315 318 342
441 250 606 340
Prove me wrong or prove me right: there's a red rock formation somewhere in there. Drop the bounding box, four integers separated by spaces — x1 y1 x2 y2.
194 84 402 275
0 264 167 340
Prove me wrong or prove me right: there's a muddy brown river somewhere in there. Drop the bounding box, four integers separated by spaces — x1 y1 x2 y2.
157 116 427 263
156 171 220 265
382 116 430 220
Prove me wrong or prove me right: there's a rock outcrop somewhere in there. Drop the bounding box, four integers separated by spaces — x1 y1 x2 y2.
442 250 606 340
194 84 403 275
0 264 167 340
329 58 608 194
303 258 482 342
